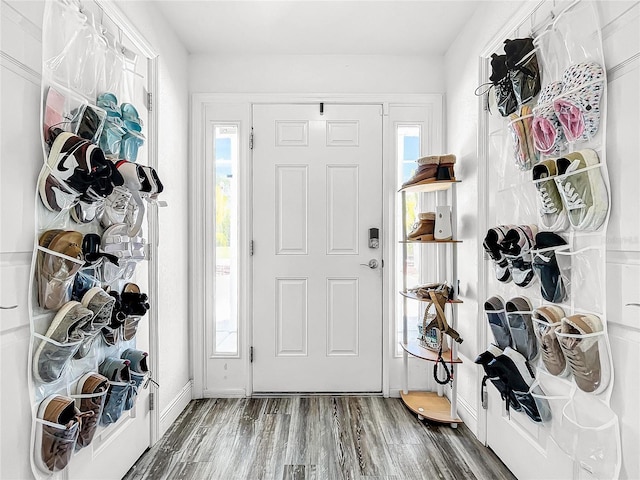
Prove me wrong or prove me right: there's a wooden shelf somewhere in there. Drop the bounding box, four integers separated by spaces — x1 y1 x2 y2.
400 340 462 363
399 239 462 244
400 291 463 304
399 180 460 193
400 391 462 424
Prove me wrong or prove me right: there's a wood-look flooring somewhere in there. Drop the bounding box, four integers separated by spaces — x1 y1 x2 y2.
123 397 515 480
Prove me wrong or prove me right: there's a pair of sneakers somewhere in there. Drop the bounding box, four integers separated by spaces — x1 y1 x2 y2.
484 295 537 361
475 344 543 422
101 159 164 238
401 154 456 189
32 287 117 384
35 372 110 472
533 149 609 232
99 349 149 426
487 37 541 117
483 224 537 287
39 129 125 223
534 307 608 394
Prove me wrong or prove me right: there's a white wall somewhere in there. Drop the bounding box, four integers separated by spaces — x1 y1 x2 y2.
115 0 192 434
445 1 640 479
190 54 444 94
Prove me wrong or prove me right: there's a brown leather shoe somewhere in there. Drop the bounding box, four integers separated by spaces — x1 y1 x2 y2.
408 213 436 241
74 373 109 449
37 395 80 472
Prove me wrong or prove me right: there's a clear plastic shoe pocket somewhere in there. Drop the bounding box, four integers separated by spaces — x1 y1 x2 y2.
531 317 567 377
553 164 608 230
123 316 142 341
34 418 79 473
507 112 537 171
37 246 84 310
555 247 605 313
32 333 82 385
101 382 129 426
71 389 108 448
529 382 573 452
554 326 611 395
506 310 537 361
484 308 511 349
561 397 621 479
532 245 569 304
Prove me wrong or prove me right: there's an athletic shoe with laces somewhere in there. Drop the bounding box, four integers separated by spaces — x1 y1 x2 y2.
76 288 115 358
532 232 568 303
505 296 537 361
484 295 512 350
39 129 123 213
557 314 608 394
99 186 133 229
533 305 567 376
33 301 93 383
99 357 133 426
500 225 537 288
483 226 513 283
35 394 80 472
73 373 109 449
532 159 569 231
555 149 608 231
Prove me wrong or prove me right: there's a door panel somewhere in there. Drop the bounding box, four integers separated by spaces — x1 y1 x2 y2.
252 104 383 392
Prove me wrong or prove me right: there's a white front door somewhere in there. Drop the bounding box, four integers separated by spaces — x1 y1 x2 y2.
252 104 383 392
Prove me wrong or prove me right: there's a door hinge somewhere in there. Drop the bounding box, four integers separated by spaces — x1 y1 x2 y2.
250 240 254 256
149 392 155 411
147 92 153 112
249 128 254 150
250 346 254 363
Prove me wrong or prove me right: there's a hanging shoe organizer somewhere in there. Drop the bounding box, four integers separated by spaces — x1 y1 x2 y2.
27 1 162 477
478 1 620 478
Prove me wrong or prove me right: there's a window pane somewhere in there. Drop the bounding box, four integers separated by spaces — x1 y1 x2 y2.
214 125 238 354
396 125 422 355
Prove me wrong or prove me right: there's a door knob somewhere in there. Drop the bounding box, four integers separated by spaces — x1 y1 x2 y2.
360 259 378 269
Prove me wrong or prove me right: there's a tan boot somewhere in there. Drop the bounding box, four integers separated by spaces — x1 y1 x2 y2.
407 212 435 241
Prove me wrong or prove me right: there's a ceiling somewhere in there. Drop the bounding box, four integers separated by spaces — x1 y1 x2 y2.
156 1 480 56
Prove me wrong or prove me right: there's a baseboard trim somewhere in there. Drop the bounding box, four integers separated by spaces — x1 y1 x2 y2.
456 395 478 435
202 388 246 398
159 380 193 437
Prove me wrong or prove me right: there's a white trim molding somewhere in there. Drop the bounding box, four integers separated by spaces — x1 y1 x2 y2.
159 381 193 437
190 93 444 399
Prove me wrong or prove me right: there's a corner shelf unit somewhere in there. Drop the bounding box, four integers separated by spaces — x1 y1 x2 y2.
399 180 462 427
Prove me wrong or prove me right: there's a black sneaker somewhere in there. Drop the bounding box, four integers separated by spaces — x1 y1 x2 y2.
475 345 522 412
532 232 568 303
497 347 541 422
504 37 541 105
490 53 517 117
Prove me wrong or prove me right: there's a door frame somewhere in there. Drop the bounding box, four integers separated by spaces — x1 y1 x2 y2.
96 0 161 445
475 0 550 446
190 93 444 398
